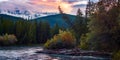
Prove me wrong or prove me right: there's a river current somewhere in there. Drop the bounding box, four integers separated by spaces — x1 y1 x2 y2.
0 46 111 60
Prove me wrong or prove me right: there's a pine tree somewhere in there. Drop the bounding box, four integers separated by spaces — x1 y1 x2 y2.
86 1 120 51
27 22 36 43
36 21 50 43
51 23 60 37
74 9 88 45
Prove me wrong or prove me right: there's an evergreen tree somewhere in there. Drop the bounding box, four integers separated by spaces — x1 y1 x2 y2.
85 1 120 51
36 21 42 43
74 9 88 45
15 21 28 44
40 22 50 43
1 19 14 34
0 17 3 35
36 21 50 43
27 22 36 43
50 23 60 37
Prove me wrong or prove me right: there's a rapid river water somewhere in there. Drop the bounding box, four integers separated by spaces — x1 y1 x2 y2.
0 46 111 60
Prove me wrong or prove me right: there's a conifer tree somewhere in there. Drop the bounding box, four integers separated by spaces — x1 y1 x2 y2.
86 0 120 51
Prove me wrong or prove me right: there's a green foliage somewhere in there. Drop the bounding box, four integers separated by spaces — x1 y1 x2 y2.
44 30 76 49
112 50 120 60
79 34 89 50
84 1 120 51
0 33 17 46
15 21 37 44
73 9 88 45
0 17 55 45
27 22 37 43
36 21 51 43
0 19 14 35
50 23 60 37
15 21 29 44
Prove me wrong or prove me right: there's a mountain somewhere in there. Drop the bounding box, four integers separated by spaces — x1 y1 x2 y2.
0 14 76 27
34 14 76 27
0 1 57 19
0 14 24 22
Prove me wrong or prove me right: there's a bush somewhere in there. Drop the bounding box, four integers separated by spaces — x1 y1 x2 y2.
112 50 120 60
44 30 76 49
79 34 89 50
0 34 17 46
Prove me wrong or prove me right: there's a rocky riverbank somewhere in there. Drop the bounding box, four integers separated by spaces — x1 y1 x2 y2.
36 48 112 58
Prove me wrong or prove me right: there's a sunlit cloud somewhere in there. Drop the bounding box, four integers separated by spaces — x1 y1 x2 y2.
28 0 73 13
0 0 92 15
0 0 9 2
72 1 88 5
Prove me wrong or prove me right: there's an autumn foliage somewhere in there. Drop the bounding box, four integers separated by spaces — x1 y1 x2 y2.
44 30 76 49
0 34 17 46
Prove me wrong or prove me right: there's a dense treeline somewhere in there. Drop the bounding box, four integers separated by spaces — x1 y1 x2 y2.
0 6 86 46
0 17 61 45
80 0 120 52
80 0 120 59
58 6 88 46
45 0 120 59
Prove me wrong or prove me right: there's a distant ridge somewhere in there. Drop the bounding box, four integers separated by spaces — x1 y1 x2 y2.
0 14 24 21
35 14 76 27
0 14 76 27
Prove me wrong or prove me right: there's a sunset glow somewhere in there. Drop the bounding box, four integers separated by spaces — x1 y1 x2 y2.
30 0 73 13
0 0 90 15
42 0 47 2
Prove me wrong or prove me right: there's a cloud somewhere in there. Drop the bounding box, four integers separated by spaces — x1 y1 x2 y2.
0 0 8 2
0 0 90 15
27 0 88 14
28 0 73 13
72 0 88 5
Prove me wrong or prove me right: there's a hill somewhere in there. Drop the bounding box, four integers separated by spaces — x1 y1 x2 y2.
0 14 76 27
0 14 24 22
34 14 76 27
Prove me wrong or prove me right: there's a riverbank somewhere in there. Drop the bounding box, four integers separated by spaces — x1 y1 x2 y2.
0 46 111 60
36 48 112 58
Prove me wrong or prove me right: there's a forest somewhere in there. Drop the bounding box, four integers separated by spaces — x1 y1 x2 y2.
0 0 120 60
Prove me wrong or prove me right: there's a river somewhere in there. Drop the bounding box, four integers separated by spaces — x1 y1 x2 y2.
0 46 111 60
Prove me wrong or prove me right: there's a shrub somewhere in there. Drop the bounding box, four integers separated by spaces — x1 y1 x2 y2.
112 50 120 60
44 30 76 49
0 34 17 46
79 34 89 50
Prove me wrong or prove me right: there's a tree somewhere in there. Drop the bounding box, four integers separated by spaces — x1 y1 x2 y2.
58 6 64 14
0 17 3 35
74 9 88 45
15 20 28 44
1 19 14 34
50 23 60 37
41 21 51 43
36 21 42 43
58 6 74 28
85 1 120 51
27 22 36 43
36 21 51 43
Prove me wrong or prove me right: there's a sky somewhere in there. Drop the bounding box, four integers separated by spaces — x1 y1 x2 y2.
0 0 98 15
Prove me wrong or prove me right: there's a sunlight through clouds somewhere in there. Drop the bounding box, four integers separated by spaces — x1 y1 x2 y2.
0 0 92 15
28 0 73 13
